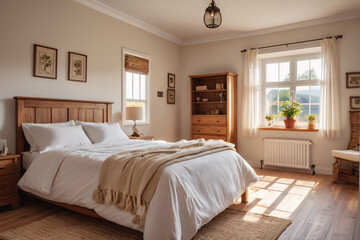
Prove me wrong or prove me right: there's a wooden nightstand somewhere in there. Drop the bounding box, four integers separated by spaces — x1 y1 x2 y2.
128 136 154 140
0 154 20 209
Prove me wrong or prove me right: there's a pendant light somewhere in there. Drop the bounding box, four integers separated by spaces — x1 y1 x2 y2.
203 0 222 29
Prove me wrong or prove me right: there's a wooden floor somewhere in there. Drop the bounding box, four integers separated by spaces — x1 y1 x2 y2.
0 168 358 239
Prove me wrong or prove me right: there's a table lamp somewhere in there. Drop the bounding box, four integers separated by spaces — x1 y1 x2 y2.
126 107 143 137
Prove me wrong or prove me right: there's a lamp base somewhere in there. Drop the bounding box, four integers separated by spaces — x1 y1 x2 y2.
131 133 140 137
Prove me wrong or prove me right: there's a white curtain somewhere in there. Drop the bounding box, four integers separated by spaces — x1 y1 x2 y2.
241 49 260 137
319 38 341 138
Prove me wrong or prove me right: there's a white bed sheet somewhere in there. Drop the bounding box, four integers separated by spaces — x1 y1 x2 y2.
18 140 259 240
22 151 39 170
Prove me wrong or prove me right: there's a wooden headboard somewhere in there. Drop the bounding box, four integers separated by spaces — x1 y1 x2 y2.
14 96 114 154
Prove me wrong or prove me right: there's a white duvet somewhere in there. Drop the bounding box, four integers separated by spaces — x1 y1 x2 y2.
18 140 259 240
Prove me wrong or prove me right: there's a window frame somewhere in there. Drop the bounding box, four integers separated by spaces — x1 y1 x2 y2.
122 48 151 126
261 53 321 127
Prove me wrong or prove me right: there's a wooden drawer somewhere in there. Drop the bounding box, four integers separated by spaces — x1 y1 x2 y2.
192 134 227 141
192 115 226 125
0 175 14 198
192 125 227 135
0 160 14 176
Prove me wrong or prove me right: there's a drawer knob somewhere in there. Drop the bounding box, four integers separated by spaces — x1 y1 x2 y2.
216 120 220 123
198 120 201 122
197 130 200 132
217 130 220 132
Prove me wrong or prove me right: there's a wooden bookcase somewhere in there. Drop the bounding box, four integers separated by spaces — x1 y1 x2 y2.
190 72 238 148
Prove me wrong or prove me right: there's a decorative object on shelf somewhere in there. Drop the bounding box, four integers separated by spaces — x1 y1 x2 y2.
157 91 163 97
33 44 58 79
126 107 143 137
196 96 201 102
219 92 225 102
68 52 87 82
167 89 175 104
0 139 7 156
346 72 360 88
216 83 222 90
265 115 276 127
210 109 220 115
196 85 208 91
203 0 222 29
305 114 317 129
350 96 360 109
202 98 209 102
168 73 175 88
279 101 302 128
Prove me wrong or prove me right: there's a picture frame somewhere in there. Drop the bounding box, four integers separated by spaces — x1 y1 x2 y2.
168 73 175 88
350 96 360 109
167 89 175 104
33 44 58 79
346 72 360 88
68 52 87 82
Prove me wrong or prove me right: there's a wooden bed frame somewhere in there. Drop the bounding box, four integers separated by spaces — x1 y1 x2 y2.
14 96 248 220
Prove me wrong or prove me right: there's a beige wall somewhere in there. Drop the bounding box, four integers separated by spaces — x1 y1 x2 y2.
0 0 182 153
180 18 360 174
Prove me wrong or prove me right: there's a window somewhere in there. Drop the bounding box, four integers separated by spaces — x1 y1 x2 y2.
122 49 150 125
262 53 321 125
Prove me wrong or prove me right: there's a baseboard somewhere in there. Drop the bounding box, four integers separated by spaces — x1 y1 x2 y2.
246 160 332 175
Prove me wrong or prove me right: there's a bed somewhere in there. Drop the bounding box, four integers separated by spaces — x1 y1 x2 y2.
14 96 259 240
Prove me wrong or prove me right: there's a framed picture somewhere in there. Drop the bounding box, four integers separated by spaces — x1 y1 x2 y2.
68 52 87 82
168 73 175 88
167 89 175 104
346 72 360 88
33 44 58 79
350 96 360 109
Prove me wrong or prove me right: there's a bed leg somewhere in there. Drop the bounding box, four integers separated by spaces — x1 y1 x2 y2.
241 188 248 203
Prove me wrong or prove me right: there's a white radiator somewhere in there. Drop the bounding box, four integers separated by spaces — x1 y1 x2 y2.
264 138 312 170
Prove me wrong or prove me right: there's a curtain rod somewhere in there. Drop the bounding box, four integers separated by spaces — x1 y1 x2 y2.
241 34 342 53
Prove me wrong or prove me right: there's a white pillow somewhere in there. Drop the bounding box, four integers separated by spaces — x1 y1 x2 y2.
22 121 75 152
28 125 91 153
79 122 129 143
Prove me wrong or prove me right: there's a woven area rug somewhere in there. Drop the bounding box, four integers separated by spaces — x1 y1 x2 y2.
0 209 291 240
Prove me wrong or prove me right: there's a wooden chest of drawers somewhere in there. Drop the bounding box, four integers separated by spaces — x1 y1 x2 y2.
0 154 20 209
190 72 237 148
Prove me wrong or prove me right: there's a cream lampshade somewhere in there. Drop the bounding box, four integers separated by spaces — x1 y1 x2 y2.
126 107 143 137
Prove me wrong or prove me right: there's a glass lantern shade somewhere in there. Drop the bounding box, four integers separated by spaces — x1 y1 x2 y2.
203 0 222 29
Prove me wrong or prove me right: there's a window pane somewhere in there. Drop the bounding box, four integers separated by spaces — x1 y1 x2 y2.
133 74 140 99
310 85 320 103
266 63 278 82
310 59 321 80
310 105 320 120
126 72 132 99
266 105 278 116
297 60 309 80
266 88 278 104
279 62 290 82
140 75 146 100
279 88 290 104
296 86 309 103
299 105 309 122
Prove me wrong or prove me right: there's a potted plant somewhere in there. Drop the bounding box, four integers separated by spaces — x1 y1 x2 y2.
265 115 276 127
279 101 302 128
305 114 317 129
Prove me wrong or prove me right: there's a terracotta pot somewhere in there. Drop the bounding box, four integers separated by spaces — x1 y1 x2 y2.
284 119 296 128
308 120 316 129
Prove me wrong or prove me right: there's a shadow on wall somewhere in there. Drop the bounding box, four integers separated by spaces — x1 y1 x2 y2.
0 98 15 153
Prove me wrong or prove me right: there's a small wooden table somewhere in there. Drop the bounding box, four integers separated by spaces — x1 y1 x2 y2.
128 136 154 140
0 153 21 209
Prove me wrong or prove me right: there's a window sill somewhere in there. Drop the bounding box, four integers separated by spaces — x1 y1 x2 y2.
259 127 318 132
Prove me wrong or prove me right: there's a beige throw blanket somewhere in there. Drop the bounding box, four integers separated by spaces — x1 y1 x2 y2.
92 139 235 224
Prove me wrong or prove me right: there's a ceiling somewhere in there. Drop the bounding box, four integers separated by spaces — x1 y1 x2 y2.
76 0 360 45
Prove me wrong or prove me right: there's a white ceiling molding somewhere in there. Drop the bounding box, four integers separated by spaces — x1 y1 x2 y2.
183 11 360 46
75 0 360 46
74 0 183 45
